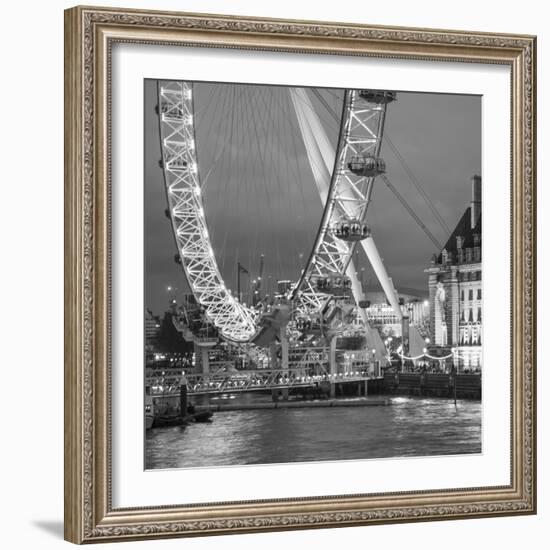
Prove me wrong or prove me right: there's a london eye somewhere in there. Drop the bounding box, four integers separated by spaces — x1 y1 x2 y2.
156 80 433 363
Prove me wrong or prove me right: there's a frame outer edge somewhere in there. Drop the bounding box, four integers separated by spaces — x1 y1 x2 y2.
531 36 537 514
64 6 85 544
65 5 537 543
522 35 536 512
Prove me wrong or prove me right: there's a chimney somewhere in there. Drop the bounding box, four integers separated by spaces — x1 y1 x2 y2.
470 175 481 229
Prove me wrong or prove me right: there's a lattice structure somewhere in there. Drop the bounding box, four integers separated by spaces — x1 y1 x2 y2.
292 90 389 314
158 81 257 342
146 367 372 396
158 82 389 343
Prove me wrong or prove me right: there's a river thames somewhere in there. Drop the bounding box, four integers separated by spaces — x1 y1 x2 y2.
145 395 481 470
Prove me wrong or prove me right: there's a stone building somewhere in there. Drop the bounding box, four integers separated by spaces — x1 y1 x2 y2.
145 309 161 351
426 175 482 371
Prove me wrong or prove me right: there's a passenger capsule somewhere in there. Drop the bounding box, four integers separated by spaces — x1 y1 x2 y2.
312 274 353 297
358 90 397 104
348 155 386 177
333 218 371 242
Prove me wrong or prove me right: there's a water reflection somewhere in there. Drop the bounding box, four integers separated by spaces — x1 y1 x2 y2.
145 395 481 470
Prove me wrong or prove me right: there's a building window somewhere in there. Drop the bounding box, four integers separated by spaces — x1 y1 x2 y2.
469 309 474 322
461 290 464 301
468 289 473 301
478 308 482 321
477 289 482 300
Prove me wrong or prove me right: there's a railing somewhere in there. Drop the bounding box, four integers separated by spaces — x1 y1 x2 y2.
289 346 328 370
146 366 373 395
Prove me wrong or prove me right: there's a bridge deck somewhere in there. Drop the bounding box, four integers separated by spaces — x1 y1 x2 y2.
146 367 377 396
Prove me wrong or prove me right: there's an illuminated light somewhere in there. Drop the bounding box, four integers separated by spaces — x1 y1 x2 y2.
184 89 192 100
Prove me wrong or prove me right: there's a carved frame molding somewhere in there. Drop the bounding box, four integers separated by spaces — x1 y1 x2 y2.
64 5 536 543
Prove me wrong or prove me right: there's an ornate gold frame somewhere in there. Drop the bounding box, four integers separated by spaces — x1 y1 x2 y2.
64 5 537 544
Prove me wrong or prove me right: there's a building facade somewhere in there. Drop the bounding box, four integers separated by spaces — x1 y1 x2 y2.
361 289 429 338
426 175 482 371
145 309 161 351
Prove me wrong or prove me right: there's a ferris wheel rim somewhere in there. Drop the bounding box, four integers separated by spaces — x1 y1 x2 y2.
158 81 390 342
290 89 353 302
289 87 390 319
158 81 258 343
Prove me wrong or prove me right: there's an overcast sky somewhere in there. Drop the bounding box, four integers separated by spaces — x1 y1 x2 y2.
145 80 481 315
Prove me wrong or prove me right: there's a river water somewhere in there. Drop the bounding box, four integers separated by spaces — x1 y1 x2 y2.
145 395 481 470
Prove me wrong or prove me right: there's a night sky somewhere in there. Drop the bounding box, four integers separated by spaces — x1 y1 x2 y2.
145 80 481 315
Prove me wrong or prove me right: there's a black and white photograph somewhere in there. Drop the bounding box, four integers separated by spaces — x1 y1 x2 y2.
144 79 483 470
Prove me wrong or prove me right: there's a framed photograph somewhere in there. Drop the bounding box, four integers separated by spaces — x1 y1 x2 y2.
64 5 537 544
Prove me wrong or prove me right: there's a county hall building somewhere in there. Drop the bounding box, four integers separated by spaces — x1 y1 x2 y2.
426 175 482 372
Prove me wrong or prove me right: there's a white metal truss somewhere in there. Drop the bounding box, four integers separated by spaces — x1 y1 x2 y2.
158 81 257 342
158 82 389 343
292 90 388 315
146 367 372 396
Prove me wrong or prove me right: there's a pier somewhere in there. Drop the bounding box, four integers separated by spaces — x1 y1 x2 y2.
146 366 381 400
195 397 390 412
382 372 481 399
